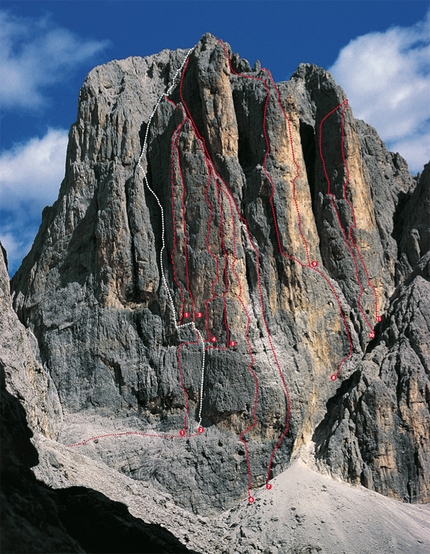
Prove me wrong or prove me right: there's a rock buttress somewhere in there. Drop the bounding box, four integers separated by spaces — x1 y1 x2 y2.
10 34 428 510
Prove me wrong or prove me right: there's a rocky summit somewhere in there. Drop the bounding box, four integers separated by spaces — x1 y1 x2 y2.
1 33 429 553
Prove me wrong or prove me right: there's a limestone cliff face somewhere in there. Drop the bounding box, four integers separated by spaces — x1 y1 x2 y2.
313 169 430 503
0 244 62 439
10 33 429 511
0 308 198 553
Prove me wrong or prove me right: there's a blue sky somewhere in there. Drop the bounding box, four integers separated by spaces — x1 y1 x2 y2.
1 0 429 276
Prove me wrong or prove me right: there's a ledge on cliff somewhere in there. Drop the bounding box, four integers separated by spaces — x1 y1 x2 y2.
0 360 200 553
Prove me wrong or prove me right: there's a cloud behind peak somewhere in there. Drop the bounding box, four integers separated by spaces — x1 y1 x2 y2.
329 8 430 174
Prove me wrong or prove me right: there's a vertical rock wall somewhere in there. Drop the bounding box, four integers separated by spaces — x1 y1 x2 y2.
9 34 429 510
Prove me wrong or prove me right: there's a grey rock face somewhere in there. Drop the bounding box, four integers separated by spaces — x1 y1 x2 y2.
9 33 430 511
397 162 430 279
0 363 84 554
313 166 430 503
0 362 200 553
314 255 430 502
0 243 62 439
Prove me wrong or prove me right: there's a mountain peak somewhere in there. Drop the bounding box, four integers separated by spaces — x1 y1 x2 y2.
5 35 430 528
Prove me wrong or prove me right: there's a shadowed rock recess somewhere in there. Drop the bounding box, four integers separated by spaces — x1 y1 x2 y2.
5 32 430 525
0 249 199 553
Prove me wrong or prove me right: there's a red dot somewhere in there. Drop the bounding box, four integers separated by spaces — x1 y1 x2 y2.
179 430 186 437
266 483 272 490
311 260 318 268
211 336 217 343
369 331 375 339
330 374 337 381
230 340 237 347
196 311 203 318
183 312 190 319
248 496 255 503
198 426 204 434
376 316 382 323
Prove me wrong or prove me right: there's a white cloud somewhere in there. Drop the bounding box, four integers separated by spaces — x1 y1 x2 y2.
0 10 109 109
329 8 430 174
0 128 68 213
0 9 109 275
0 128 68 275
0 229 33 276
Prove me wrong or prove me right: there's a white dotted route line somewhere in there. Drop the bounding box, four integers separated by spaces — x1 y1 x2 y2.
136 46 206 429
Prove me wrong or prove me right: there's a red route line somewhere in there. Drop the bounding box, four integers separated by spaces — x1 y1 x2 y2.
215 176 231 345
169 107 187 320
224 44 380 480
171 82 259 497
67 430 202 449
202 171 221 340
339 102 380 323
177 340 198 434
252 66 357 379
214 173 260 498
168 90 258 495
171 105 196 319
212 174 258 499
68 40 381 503
217 40 296 488
177 59 220 341
212 171 262 499
219 41 365 364
217 39 379 484
177 46 288 498
263 73 311 267
319 101 380 331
